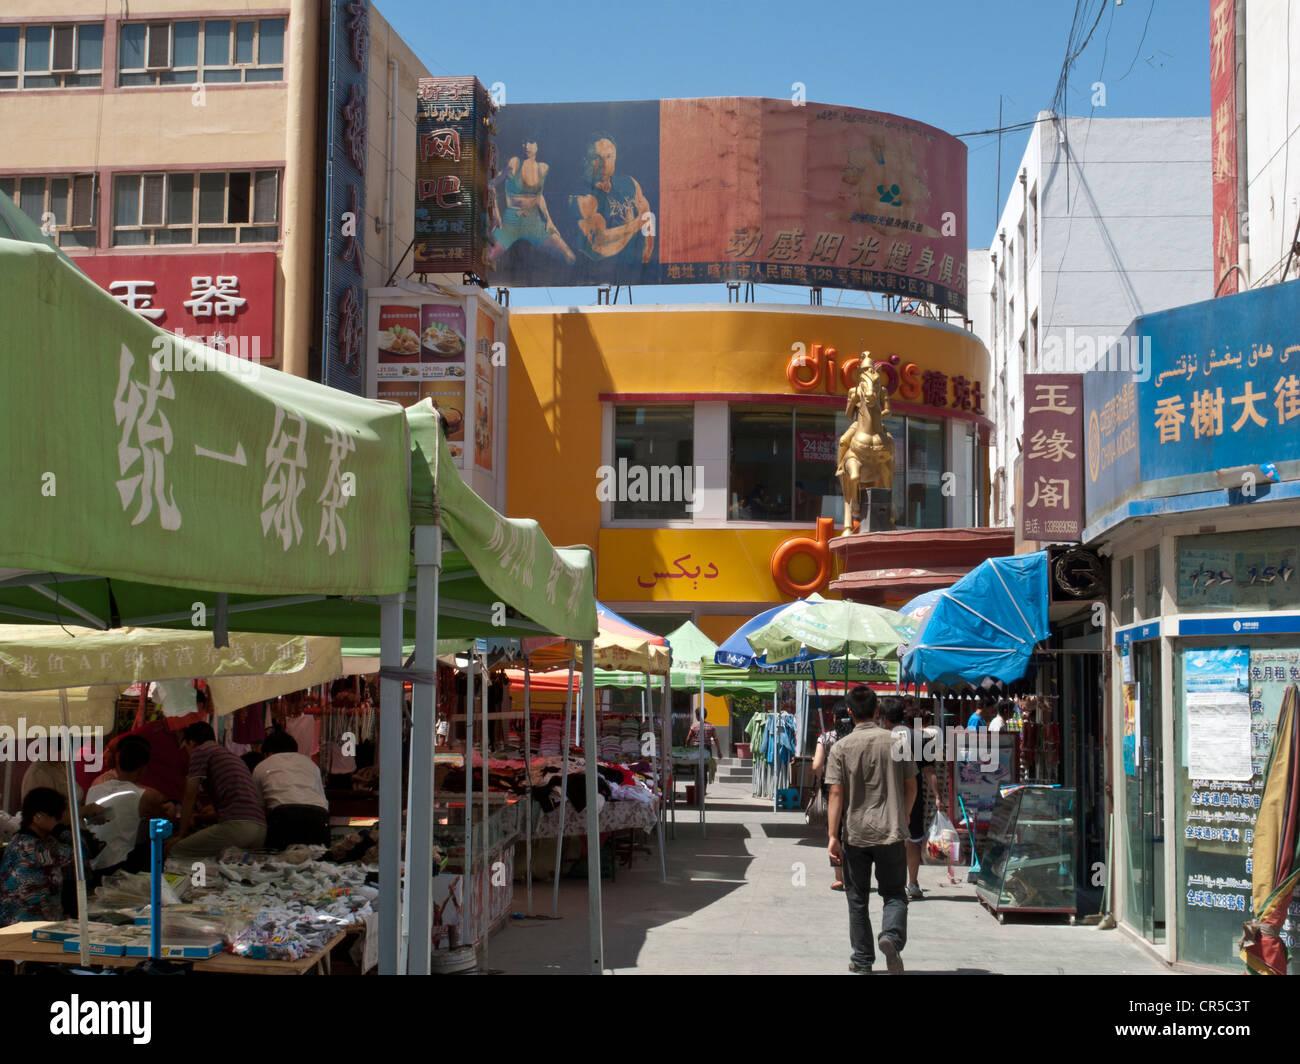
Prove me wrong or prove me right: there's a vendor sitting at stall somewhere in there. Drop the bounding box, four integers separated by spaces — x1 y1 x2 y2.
168 723 267 860
0 788 75 926
252 729 330 850
86 736 170 875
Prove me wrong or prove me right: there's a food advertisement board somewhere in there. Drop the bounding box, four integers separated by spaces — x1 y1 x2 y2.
368 288 504 476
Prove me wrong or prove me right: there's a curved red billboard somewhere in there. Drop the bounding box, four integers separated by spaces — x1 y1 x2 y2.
486 96 967 313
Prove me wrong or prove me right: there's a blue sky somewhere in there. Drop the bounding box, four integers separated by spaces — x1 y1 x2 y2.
379 0 1209 308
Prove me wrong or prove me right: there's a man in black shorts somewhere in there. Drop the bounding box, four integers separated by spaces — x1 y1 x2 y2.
881 697 941 900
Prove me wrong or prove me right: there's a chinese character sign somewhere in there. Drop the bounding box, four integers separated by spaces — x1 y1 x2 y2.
489 98 968 314
79 253 276 361
1210 0 1239 297
1083 280 1300 526
414 76 494 276
1022 374 1083 542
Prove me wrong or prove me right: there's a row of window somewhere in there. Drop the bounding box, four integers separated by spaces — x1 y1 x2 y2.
0 171 280 248
0 19 285 90
611 405 984 528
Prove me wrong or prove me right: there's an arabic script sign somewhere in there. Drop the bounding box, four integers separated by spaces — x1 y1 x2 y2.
1083 280 1300 526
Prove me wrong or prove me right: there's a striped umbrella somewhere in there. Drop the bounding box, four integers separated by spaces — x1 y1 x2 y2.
1240 683 1300 975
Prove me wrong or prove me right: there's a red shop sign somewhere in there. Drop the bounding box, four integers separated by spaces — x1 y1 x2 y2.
77 251 277 361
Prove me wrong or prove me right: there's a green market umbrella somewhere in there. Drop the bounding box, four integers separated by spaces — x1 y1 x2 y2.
745 598 914 665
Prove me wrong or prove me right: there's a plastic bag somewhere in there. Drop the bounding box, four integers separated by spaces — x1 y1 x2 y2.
805 787 828 827
925 811 962 864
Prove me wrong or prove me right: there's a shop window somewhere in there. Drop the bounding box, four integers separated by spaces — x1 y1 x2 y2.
0 173 97 247
1143 545 1161 619
1175 527 1300 612
0 23 103 90
903 418 944 529
118 18 284 86
611 406 694 520
112 170 279 246
729 407 848 523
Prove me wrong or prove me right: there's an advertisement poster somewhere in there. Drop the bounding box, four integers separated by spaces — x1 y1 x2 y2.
373 299 468 460
474 309 494 470
490 98 968 313
1177 645 1299 965
795 429 835 464
1122 682 1139 777
954 731 1015 832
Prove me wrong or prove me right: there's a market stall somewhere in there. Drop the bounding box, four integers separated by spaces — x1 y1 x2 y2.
0 230 602 974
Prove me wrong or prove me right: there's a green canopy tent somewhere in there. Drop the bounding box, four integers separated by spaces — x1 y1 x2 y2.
0 232 604 974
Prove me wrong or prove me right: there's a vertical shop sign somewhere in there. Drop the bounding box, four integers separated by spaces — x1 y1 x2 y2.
1210 0 1239 296
414 77 494 276
322 0 370 395
1021 374 1083 542
474 309 495 470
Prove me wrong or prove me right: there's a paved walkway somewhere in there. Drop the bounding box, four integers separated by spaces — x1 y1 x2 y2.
486 779 1171 975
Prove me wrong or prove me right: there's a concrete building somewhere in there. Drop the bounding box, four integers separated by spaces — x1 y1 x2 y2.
0 0 430 383
978 114 1213 532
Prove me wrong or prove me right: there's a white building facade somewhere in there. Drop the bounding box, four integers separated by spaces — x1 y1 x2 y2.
976 114 1213 531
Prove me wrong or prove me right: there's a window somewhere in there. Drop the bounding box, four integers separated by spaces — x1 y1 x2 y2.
730 407 845 522
1030 311 1039 370
112 170 279 246
118 18 285 85
611 407 694 520
0 174 97 247
0 23 102 89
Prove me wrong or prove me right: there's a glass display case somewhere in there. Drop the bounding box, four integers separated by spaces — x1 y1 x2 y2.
432 793 522 870
975 785 1077 922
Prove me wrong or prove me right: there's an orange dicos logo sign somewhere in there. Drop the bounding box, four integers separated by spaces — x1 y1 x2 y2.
786 344 921 400
770 517 835 597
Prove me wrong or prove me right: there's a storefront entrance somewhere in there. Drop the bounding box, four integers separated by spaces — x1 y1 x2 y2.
1124 639 1165 943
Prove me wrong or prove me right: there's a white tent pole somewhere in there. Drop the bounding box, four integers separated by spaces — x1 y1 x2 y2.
552 650 575 918
582 641 604 974
480 652 490 970
698 673 707 836
59 689 89 968
465 654 475 950
645 670 666 883
524 666 533 916
663 670 675 841
377 592 405 975
399 714 415 974
406 524 440 975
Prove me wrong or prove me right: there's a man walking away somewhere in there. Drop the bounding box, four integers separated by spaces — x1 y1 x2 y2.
826 687 917 974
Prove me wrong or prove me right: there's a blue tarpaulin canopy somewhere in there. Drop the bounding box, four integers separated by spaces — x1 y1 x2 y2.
901 552 1050 686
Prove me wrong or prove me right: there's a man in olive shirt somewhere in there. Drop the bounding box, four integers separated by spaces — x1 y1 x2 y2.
826 686 917 974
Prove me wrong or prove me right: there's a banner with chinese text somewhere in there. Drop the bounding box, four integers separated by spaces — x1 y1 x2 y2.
1084 279 1300 526
1 237 412 597
1021 374 1083 542
490 98 968 313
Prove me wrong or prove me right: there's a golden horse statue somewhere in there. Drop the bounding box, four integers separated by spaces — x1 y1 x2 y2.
835 354 895 535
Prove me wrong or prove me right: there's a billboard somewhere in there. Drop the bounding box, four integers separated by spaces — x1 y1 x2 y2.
1083 278 1300 527
1021 375 1084 543
414 77 495 276
1210 0 1239 296
489 98 968 313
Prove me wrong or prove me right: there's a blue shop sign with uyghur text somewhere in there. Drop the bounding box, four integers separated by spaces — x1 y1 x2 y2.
1084 278 1300 526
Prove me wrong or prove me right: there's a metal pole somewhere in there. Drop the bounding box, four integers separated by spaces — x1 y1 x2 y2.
480 652 490 969
377 592 405 975
646 671 666 882
664 670 674 839
406 524 441 975
59 690 89 968
524 666 533 916
465 655 475 949
582 642 604 973
552 650 575 918
698 674 707 836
